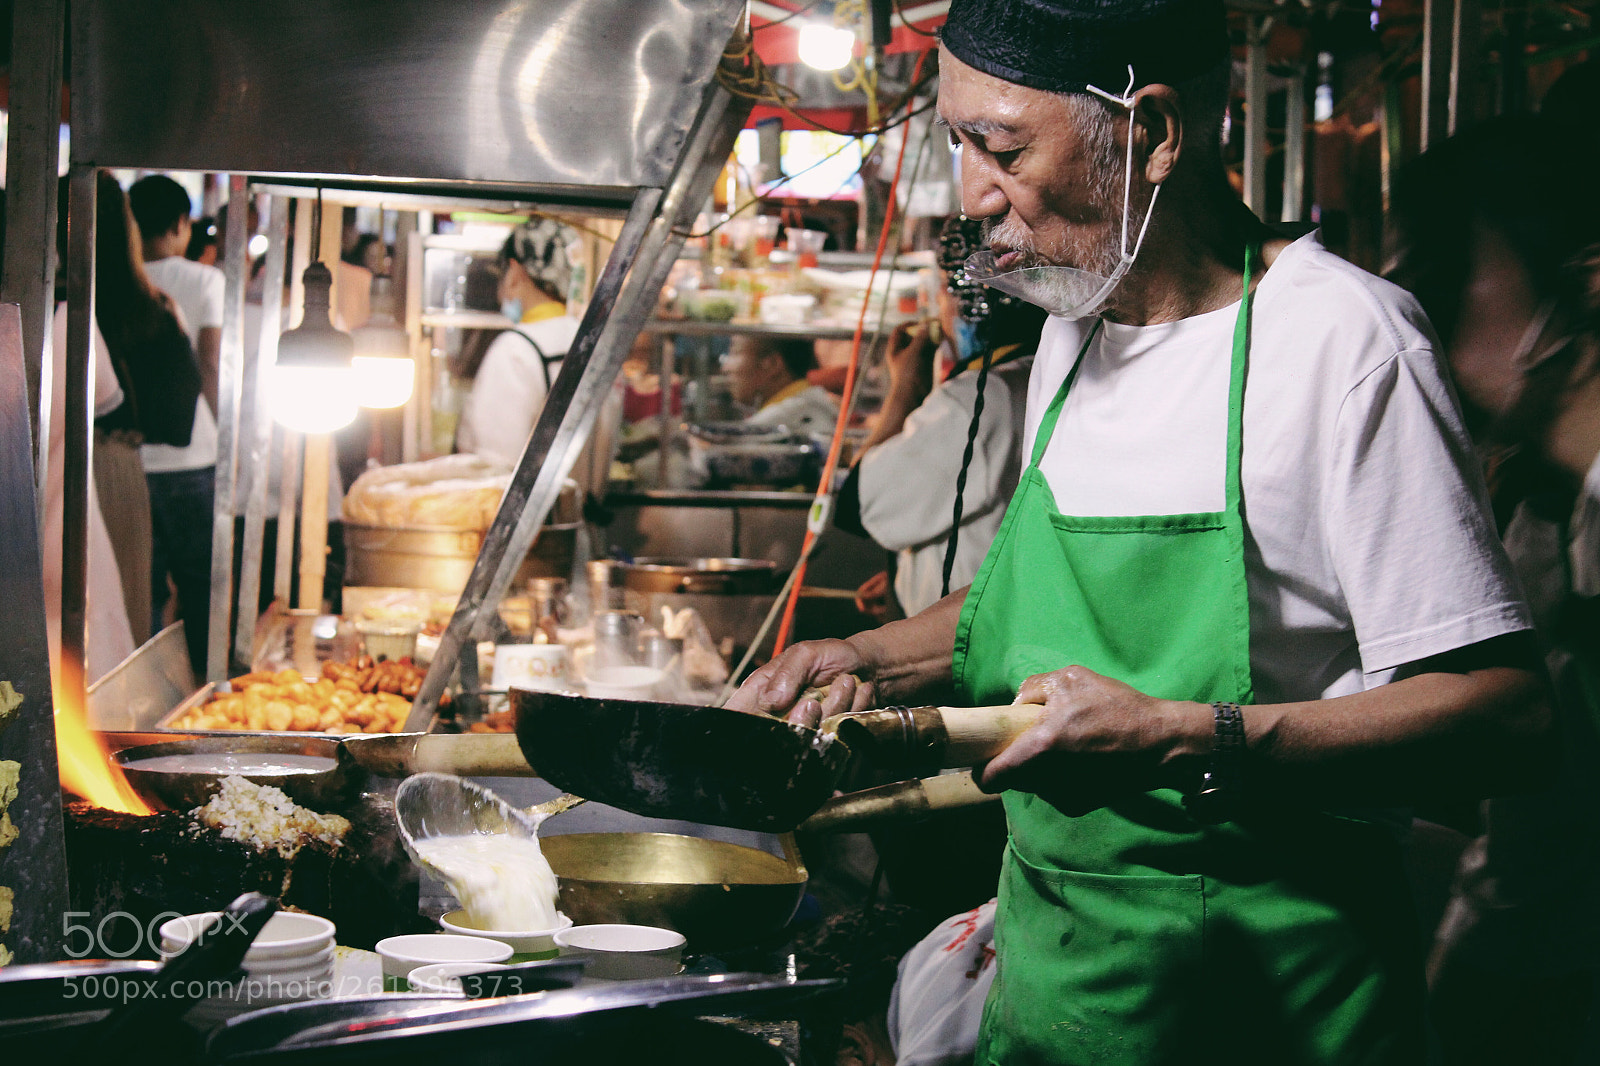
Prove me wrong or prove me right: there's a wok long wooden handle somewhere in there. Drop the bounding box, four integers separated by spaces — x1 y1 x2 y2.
826 704 1043 770
936 704 1044 765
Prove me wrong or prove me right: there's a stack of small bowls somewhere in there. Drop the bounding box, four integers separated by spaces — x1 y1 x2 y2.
161 911 336 1026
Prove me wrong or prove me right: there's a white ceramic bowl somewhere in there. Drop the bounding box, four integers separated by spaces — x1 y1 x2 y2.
583 665 664 701
161 911 338 1027
553 924 686 981
160 910 336 961
406 961 508 994
440 909 573 960
376 934 513 990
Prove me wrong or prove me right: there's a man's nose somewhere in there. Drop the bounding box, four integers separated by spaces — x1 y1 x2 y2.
958 151 1009 225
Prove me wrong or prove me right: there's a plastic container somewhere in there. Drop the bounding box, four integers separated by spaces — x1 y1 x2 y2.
785 229 827 269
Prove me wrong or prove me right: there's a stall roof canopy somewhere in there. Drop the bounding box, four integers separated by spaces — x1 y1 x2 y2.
71 0 745 204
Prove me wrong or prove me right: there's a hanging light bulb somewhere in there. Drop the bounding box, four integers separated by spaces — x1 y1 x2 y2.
271 258 358 433
798 21 855 71
351 275 414 409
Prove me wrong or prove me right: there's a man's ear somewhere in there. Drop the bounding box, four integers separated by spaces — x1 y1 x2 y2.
1133 84 1183 185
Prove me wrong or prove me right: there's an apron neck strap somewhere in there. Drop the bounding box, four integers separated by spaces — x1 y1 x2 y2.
1029 320 1102 468
1026 243 1261 482
1225 243 1257 513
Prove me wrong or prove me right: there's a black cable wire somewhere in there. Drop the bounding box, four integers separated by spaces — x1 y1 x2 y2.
752 0 824 28
892 0 941 37
311 183 324 259
942 342 995 598
674 96 937 240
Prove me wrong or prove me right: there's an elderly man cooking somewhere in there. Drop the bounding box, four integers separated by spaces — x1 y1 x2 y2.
729 0 1553 1061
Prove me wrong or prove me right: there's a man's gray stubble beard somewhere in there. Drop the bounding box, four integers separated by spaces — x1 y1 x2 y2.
977 107 1127 278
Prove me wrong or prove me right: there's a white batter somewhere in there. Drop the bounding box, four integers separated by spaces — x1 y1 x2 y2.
413 833 561 931
130 753 335 775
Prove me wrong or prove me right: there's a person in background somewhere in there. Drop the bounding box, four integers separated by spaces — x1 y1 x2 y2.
724 334 839 437
843 217 1048 620
128 173 221 677
456 219 582 469
4 187 135 685
344 232 389 278
185 215 218 265
1389 110 1600 1066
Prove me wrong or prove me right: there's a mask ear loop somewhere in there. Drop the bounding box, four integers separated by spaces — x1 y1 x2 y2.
1085 65 1162 273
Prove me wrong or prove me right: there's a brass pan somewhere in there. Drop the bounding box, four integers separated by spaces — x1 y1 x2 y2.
545 832 806 950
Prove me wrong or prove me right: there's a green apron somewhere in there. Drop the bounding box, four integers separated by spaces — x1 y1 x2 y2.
953 248 1425 1065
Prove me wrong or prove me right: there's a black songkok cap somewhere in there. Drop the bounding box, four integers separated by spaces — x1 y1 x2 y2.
941 0 1230 95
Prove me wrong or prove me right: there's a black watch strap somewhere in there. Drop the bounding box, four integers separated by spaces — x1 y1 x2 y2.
1183 701 1246 824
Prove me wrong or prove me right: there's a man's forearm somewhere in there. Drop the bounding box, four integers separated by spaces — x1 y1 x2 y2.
1156 635 1555 803
846 586 966 704
199 327 221 415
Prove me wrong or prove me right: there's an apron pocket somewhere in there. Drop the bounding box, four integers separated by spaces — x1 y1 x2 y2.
984 844 1206 1066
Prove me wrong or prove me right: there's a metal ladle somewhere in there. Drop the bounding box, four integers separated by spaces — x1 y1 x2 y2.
393 772 585 877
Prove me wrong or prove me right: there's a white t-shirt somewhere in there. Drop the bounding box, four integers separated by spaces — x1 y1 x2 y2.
1027 233 1530 704
859 356 1033 616
887 899 998 1066
141 255 221 472
45 305 135 682
456 315 580 469
746 383 840 439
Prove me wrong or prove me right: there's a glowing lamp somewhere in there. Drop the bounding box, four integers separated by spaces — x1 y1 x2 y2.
798 22 855 72
350 276 414 409
271 260 357 433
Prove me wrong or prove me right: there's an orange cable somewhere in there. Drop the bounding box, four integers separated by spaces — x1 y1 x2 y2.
771 48 931 654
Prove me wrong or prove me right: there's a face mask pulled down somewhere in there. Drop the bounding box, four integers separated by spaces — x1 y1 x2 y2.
963 69 1161 319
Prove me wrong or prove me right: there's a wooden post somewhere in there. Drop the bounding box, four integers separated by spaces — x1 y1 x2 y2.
298 433 331 611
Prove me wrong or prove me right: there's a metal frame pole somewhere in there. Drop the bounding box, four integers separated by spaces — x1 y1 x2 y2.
0 0 66 479
60 165 96 703
1450 0 1482 133
1243 16 1271 217
233 194 291 665
408 79 752 727
206 173 250 681
1421 0 1455 148
1281 69 1306 223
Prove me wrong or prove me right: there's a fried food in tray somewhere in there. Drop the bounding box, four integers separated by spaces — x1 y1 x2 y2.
466 708 516 733
164 657 427 735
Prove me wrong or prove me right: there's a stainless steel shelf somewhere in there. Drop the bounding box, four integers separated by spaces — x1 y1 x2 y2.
643 318 899 340
420 310 517 330
605 488 814 508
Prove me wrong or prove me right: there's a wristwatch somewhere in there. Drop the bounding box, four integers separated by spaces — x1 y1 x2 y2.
1183 701 1246 824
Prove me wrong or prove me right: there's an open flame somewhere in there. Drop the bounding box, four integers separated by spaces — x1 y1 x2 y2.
54 653 150 815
